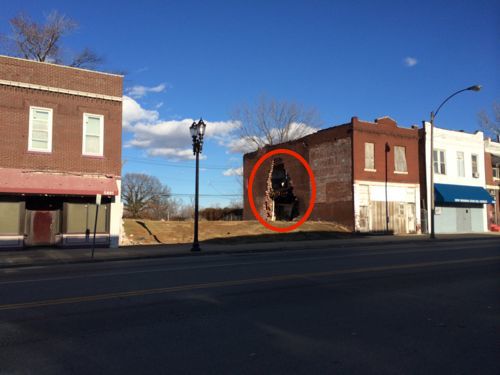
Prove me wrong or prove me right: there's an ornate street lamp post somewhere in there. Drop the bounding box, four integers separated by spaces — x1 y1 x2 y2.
190 119 206 251
429 85 481 239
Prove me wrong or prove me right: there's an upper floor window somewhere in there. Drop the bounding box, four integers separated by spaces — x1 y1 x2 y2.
28 106 53 152
433 149 446 175
493 167 499 179
83 113 104 156
364 142 375 171
394 146 407 173
456 151 465 177
471 154 479 177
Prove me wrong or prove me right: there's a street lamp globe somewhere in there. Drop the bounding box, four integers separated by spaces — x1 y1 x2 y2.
199 119 206 136
190 122 197 138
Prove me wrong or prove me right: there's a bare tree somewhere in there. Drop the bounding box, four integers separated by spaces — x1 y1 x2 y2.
233 95 322 152
1 11 103 68
122 173 171 218
478 101 500 139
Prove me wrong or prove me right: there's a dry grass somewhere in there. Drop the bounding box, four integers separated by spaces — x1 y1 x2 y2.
123 219 349 245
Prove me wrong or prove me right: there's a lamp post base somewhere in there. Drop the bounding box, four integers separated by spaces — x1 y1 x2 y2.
191 242 201 252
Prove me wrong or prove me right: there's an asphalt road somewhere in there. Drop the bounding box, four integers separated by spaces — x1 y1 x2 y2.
0 239 499 375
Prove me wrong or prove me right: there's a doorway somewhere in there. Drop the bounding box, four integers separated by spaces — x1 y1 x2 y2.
25 210 60 246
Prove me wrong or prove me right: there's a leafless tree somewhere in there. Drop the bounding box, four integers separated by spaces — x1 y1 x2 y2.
233 95 322 152
122 173 171 218
478 101 500 139
1 11 103 68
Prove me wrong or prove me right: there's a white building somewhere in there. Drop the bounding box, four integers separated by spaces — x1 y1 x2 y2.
422 123 494 233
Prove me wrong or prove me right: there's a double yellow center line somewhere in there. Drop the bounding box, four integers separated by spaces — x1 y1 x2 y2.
1 256 498 312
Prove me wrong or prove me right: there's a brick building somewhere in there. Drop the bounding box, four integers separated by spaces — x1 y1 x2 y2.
484 138 500 229
243 116 421 233
0 55 123 248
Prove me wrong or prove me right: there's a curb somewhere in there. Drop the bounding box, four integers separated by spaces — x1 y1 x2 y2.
0 235 497 270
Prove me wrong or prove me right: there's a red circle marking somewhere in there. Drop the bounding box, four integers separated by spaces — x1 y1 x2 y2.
248 148 316 233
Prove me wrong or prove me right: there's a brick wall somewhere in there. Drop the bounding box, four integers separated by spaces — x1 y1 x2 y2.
243 124 355 229
0 55 122 97
484 152 494 185
0 56 122 176
352 117 420 184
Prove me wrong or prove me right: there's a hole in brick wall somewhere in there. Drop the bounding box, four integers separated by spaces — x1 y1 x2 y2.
263 158 299 221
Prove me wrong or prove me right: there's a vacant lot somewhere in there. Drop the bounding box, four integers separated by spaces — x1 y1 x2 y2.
123 219 349 245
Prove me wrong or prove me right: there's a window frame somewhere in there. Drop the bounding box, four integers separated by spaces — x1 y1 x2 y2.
493 167 499 180
456 151 465 177
394 145 408 174
364 142 375 171
433 149 446 175
82 113 104 157
28 106 53 153
471 154 479 177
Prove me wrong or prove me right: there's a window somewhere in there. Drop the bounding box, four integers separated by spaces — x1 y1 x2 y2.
83 113 104 156
433 149 446 175
456 151 465 177
364 142 375 170
493 167 499 179
394 146 407 173
471 154 478 177
28 107 53 152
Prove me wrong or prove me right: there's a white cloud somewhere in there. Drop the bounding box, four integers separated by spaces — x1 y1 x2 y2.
124 99 241 160
122 96 159 129
223 167 243 176
403 57 418 67
123 99 318 161
126 83 167 99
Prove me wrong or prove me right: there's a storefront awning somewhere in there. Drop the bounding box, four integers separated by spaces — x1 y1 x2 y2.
0 168 118 196
435 183 495 204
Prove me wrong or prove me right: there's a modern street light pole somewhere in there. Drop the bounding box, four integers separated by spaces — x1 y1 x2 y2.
428 85 481 239
190 119 206 252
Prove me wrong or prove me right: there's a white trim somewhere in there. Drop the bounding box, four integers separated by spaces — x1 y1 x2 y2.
28 106 53 153
394 171 409 175
364 168 377 172
0 54 123 77
82 113 104 156
354 180 419 188
0 79 122 102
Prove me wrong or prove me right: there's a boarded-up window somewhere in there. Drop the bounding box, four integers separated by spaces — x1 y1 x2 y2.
394 146 407 172
64 203 109 233
83 113 104 156
365 143 375 170
457 151 465 177
0 202 24 235
29 107 52 152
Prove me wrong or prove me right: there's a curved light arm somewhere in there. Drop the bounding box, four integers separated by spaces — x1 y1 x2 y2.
433 85 481 118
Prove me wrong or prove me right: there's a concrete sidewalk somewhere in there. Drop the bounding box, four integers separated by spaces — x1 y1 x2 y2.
0 233 498 269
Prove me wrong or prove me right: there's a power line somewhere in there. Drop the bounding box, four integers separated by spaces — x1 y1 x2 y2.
168 193 241 197
124 157 240 171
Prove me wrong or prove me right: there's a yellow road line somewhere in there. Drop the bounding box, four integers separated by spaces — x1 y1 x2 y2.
1 256 498 312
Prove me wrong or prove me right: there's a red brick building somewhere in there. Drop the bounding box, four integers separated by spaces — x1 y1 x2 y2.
0 55 123 248
243 116 421 233
484 138 500 228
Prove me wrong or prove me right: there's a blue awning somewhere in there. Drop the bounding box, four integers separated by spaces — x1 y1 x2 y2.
435 183 495 204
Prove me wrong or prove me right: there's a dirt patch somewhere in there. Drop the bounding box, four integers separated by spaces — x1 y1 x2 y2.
122 220 349 245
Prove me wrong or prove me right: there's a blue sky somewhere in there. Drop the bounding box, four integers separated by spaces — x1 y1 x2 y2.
1 0 498 207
